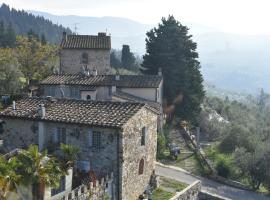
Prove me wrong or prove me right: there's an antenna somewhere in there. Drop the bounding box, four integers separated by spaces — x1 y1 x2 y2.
73 23 79 34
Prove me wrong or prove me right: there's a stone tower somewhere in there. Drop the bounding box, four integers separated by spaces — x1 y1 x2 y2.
60 32 111 75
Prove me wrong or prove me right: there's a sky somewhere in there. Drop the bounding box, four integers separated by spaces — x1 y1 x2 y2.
1 0 270 34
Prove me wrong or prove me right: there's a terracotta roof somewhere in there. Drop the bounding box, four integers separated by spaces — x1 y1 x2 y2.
61 35 111 49
0 98 154 128
40 74 162 88
112 89 161 113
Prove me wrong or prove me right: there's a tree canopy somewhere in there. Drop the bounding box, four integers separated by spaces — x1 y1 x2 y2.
142 15 205 123
0 3 72 44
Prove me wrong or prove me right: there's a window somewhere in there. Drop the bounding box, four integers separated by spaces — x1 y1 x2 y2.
53 127 66 146
93 131 101 149
141 127 147 146
139 158 144 175
88 130 101 150
86 95 91 100
82 52 89 64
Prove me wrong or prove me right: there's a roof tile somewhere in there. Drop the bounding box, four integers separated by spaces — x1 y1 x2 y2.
61 35 111 49
0 98 148 128
41 74 162 88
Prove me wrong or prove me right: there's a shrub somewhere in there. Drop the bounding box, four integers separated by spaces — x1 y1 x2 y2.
157 134 166 159
215 155 232 178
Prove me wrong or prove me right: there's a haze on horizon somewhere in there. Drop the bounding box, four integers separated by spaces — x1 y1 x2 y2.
0 0 270 35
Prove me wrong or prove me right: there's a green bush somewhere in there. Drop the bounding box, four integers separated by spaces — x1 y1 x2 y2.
215 155 232 178
157 134 166 159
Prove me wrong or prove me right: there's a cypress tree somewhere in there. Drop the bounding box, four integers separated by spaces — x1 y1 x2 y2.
121 45 136 70
4 22 16 47
142 15 205 123
0 20 4 47
41 34 47 45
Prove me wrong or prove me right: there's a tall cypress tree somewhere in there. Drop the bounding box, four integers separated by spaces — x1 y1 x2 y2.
0 20 4 46
4 22 16 47
121 45 136 70
142 15 205 123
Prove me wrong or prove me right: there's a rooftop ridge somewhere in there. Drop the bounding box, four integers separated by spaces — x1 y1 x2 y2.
0 97 156 128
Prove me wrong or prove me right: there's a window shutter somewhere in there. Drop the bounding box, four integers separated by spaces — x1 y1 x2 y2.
88 129 93 147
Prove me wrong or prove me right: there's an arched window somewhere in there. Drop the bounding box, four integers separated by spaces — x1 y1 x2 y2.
86 95 91 100
82 52 88 64
139 158 144 175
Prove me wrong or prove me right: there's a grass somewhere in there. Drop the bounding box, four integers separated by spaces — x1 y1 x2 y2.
152 188 174 200
160 177 187 192
151 177 188 200
160 144 208 176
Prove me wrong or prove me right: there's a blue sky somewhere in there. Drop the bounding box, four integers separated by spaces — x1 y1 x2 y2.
1 0 270 34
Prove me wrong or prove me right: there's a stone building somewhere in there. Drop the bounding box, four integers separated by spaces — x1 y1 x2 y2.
60 32 111 75
0 97 158 200
40 73 163 130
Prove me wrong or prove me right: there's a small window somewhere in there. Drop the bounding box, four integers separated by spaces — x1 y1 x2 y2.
82 52 88 64
93 131 101 150
86 95 91 100
141 127 147 146
53 127 66 145
139 158 144 175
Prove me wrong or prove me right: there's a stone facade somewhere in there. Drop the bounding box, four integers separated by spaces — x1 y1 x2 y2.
60 49 110 75
41 84 110 101
120 108 157 200
0 119 37 152
0 105 158 200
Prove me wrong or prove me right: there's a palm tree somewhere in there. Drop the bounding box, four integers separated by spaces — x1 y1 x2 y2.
0 156 21 199
59 143 79 170
16 145 65 200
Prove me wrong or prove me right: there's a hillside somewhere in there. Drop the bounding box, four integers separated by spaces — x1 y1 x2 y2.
0 4 72 44
29 10 270 93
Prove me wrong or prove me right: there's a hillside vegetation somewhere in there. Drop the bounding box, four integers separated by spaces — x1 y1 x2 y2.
200 92 270 191
0 4 72 44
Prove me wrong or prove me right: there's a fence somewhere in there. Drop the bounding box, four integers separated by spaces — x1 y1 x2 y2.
51 172 114 200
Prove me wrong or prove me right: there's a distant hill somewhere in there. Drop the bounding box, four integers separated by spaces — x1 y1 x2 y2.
0 4 72 44
27 10 270 93
28 10 270 93
29 10 217 54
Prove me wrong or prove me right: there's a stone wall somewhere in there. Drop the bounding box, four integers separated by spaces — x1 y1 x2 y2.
60 49 110 75
42 85 110 101
0 118 37 153
170 181 201 200
120 108 157 200
38 122 119 177
1 118 118 174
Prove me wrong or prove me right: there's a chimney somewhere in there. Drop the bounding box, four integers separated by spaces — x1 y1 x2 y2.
98 32 106 37
12 101 16 111
38 104 46 118
92 69 98 76
158 67 162 76
63 32 68 41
